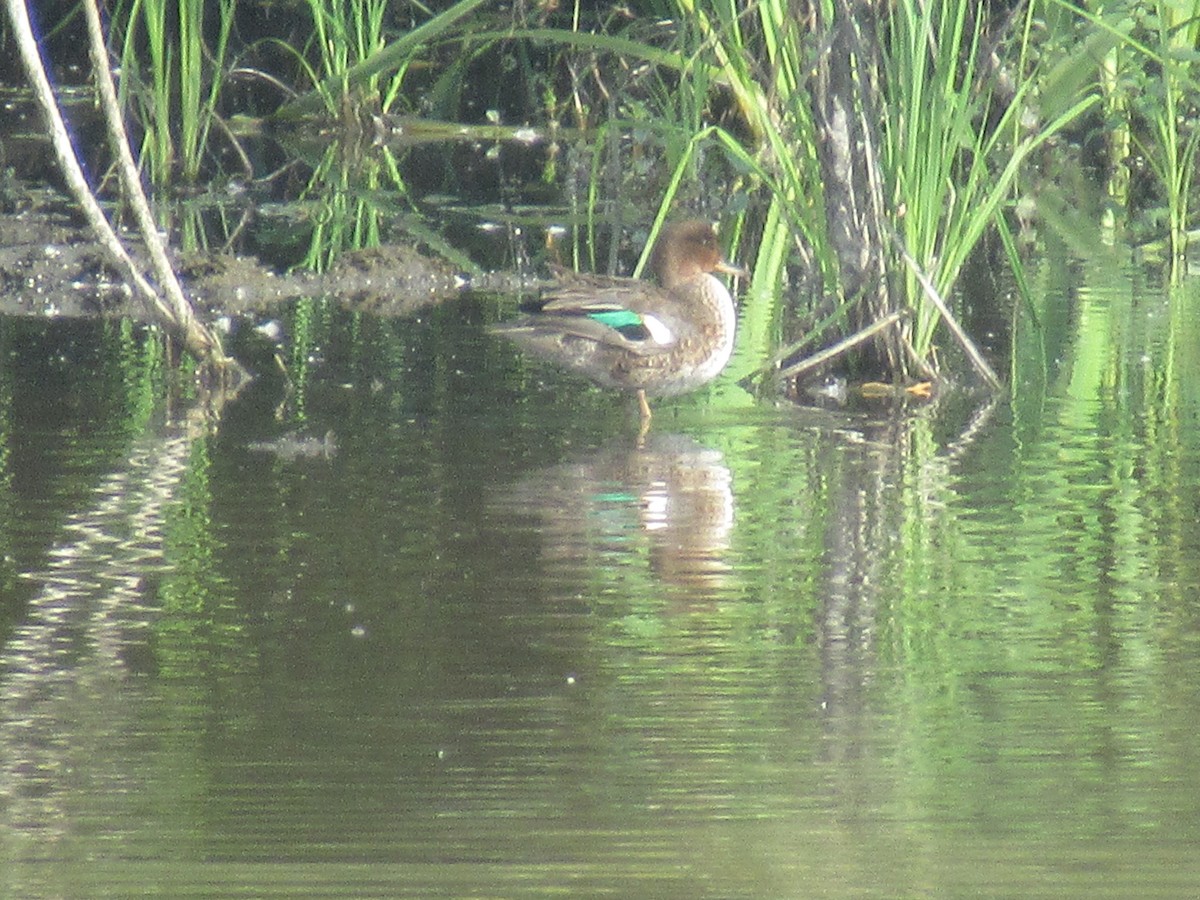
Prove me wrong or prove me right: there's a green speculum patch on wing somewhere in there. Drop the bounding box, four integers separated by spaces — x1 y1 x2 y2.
587 309 674 345
589 308 651 341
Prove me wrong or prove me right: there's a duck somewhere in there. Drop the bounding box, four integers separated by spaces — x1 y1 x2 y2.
490 220 746 421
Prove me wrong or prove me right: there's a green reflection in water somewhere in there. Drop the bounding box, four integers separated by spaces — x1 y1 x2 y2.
3 254 1200 896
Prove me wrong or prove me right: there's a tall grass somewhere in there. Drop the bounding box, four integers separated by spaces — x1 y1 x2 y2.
880 0 1096 361
672 0 833 286
648 0 1094 374
1136 0 1200 274
111 0 236 186
303 0 392 113
682 0 841 380
274 0 493 120
1042 0 1200 276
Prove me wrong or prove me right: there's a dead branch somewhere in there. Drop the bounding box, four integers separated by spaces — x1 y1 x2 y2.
777 309 910 383
895 243 1002 390
3 0 241 381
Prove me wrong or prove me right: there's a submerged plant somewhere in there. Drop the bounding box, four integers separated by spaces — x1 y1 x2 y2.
298 143 401 271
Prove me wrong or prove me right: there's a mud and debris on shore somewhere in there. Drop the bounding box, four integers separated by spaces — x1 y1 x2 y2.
0 180 537 325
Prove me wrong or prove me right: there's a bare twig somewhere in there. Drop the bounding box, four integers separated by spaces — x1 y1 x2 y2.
80 0 228 366
209 112 255 181
895 242 1002 390
3 0 237 377
5 1 156 306
777 309 909 382
901 334 938 382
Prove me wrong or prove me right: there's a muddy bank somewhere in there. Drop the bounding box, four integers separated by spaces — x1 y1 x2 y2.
0 182 534 324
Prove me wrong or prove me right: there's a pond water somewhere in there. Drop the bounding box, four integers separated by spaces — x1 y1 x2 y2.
2 246 1200 898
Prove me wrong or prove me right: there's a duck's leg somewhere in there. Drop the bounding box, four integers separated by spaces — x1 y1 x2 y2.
636 389 653 422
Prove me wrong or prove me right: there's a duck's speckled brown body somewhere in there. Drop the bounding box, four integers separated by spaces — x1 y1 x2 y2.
490 221 744 419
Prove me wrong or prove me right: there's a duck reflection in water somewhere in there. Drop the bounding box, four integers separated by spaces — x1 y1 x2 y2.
495 433 734 599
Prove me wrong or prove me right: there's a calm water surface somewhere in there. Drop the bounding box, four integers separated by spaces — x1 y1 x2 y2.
2 257 1200 897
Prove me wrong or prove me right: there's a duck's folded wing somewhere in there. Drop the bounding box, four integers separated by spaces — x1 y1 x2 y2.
532 276 687 350
490 311 671 356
